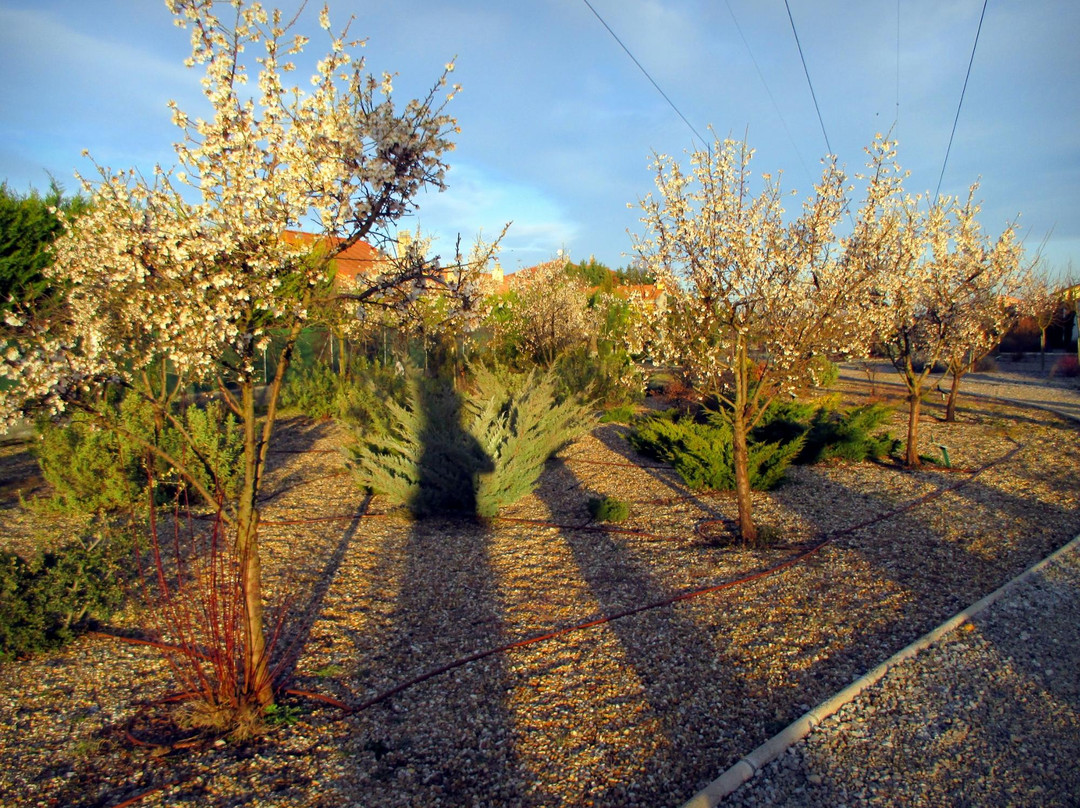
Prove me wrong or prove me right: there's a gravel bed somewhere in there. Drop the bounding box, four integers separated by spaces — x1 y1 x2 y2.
724 540 1080 808
1 369 1078 807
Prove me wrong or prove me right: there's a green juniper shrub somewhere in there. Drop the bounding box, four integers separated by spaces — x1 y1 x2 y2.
554 346 644 407
348 366 596 518
628 410 804 492
630 398 901 492
795 403 899 464
599 404 637 424
0 534 130 661
34 394 243 514
282 357 406 429
588 495 629 523
280 362 340 419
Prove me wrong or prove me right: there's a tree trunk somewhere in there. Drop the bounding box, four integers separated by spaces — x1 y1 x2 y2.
1040 328 1047 372
732 339 757 544
238 381 273 707
732 409 756 544
944 370 961 422
905 385 922 467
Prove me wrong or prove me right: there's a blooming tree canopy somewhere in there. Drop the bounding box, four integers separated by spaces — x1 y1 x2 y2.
0 0 484 714
633 137 881 542
849 138 1023 461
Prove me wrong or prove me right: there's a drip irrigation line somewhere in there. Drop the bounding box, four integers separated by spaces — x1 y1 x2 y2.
295 441 1021 717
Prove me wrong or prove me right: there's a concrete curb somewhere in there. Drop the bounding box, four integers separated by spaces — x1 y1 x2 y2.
681 531 1080 808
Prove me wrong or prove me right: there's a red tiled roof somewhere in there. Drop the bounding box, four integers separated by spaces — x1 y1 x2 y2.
282 230 382 285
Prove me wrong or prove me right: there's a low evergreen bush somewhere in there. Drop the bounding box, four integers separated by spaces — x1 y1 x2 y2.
629 399 899 492
629 411 803 492
796 403 899 464
0 535 130 660
34 395 242 514
599 404 636 424
588 495 629 523
348 366 596 517
281 358 406 431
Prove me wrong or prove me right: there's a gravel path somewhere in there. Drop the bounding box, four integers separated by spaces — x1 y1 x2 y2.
701 360 1080 807
719 539 1080 808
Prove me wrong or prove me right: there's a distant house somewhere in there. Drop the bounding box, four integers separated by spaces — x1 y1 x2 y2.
608 282 667 312
282 229 383 288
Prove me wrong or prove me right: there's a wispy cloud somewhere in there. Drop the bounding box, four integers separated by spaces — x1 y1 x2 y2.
408 162 579 268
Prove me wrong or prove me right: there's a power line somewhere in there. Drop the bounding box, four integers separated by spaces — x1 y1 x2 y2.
579 0 708 148
783 0 833 156
935 0 989 200
723 0 813 186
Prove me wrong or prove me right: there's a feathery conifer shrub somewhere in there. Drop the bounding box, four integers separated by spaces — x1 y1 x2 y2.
629 410 803 492
348 366 596 517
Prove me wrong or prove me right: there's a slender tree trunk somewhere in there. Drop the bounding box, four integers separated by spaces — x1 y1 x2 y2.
238 380 272 707
732 339 757 544
905 384 922 467
945 370 961 422
1040 329 1047 372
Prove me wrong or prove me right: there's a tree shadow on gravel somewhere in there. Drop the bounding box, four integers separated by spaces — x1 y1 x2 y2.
590 422 729 521
766 462 1071 710
325 381 527 805
270 494 372 690
530 457 760 807
330 515 526 804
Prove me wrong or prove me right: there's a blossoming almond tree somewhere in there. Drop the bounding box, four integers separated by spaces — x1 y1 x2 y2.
0 0 489 715
508 256 599 367
938 202 1025 421
633 137 880 543
849 139 1023 460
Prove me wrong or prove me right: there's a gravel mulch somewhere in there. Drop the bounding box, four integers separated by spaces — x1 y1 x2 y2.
1 371 1079 808
724 540 1080 808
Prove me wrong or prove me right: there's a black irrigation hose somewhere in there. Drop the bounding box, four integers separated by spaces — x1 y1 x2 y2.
292 441 1023 716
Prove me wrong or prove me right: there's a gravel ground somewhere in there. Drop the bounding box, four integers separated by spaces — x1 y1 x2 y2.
1 363 1078 808
708 359 1080 807
723 541 1080 808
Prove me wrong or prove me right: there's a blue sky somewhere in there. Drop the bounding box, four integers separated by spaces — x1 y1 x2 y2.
1 1 1077 275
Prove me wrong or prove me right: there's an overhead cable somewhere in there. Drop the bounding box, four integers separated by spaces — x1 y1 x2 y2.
580 0 708 149
783 0 833 157
723 0 813 186
935 0 989 200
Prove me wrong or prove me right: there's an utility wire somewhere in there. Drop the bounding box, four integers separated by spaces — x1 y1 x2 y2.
723 0 813 186
580 0 708 149
935 0 989 200
783 0 833 156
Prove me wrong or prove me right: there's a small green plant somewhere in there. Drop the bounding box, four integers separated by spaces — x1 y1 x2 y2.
588 495 630 523
313 663 345 678
599 404 636 424
263 702 303 727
